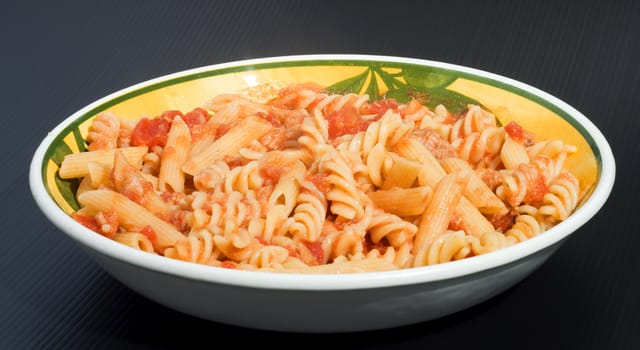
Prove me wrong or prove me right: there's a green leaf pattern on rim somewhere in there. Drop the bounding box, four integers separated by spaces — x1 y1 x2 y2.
327 64 482 114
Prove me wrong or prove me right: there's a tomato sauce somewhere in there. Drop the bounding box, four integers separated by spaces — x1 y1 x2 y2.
306 173 330 193
302 241 324 265
220 260 238 269
183 108 209 130
72 212 100 232
260 165 286 186
505 121 524 143
256 111 283 127
524 172 548 204
326 105 373 139
364 236 388 255
518 164 549 205
488 212 516 232
362 98 398 118
99 209 119 239
131 117 171 148
140 225 158 243
120 177 154 207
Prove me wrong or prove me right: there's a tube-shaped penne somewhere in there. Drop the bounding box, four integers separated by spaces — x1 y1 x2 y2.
182 116 273 175
87 161 111 188
501 135 530 169
114 232 155 253
393 137 446 187
396 138 496 235
367 186 432 217
381 153 422 189
441 157 508 215
159 116 192 193
112 151 176 218
413 171 469 267
59 146 148 179
77 189 184 251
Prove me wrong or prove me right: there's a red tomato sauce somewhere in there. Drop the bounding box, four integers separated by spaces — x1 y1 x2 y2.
362 98 398 118
524 172 548 204
488 212 516 232
220 260 238 269
131 117 171 148
72 213 100 232
303 241 324 265
505 121 524 143
260 165 286 186
183 108 209 130
326 105 374 139
140 225 158 243
256 111 283 127
306 173 330 193
364 236 388 255
131 108 211 148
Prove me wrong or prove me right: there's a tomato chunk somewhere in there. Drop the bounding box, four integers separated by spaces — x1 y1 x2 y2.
182 108 209 130
363 98 398 118
505 121 524 143
140 225 158 243
303 241 324 265
220 260 238 269
72 212 100 232
131 117 171 148
326 105 372 139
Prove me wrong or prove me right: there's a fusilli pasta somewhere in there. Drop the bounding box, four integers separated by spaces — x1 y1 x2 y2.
64 83 583 273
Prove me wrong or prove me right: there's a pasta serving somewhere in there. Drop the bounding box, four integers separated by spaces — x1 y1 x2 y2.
60 83 580 273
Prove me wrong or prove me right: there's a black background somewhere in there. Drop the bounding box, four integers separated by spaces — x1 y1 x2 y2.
3 0 639 348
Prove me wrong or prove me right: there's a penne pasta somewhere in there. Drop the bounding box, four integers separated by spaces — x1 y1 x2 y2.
441 157 508 215
367 186 432 217
182 116 273 175
114 232 156 253
393 137 447 187
77 189 184 251
380 153 422 189
87 161 111 188
413 171 469 267
159 116 192 193
501 135 530 169
59 146 148 179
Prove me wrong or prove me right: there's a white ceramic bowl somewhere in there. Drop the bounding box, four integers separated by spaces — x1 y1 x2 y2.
30 55 615 332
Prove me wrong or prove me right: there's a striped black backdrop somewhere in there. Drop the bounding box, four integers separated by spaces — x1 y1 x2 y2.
2 0 638 348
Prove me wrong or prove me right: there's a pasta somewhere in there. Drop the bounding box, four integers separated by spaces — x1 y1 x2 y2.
61 83 582 273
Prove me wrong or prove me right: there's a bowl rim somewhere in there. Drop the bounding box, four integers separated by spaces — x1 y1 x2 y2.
29 54 615 291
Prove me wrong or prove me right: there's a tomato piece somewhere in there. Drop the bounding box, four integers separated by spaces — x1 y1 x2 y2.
505 121 524 143
72 212 100 232
364 235 388 255
183 108 209 129
306 173 330 193
363 98 398 117
260 164 285 186
326 105 371 139
256 111 283 127
303 241 324 265
220 260 238 269
159 110 184 122
140 225 158 243
488 212 516 232
99 210 119 239
131 117 171 148
524 172 548 204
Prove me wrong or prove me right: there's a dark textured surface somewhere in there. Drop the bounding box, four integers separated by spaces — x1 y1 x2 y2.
3 0 639 348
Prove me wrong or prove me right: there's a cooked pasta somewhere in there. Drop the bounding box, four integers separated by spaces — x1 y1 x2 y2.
61 83 583 273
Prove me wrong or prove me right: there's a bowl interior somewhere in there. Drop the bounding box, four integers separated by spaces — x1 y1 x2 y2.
40 56 601 216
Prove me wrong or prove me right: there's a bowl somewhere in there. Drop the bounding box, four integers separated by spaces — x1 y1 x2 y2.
30 54 615 332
